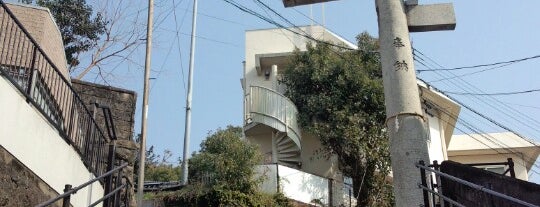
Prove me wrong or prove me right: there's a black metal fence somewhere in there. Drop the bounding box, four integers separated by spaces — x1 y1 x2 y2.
417 160 539 207
36 162 131 207
0 1 109 176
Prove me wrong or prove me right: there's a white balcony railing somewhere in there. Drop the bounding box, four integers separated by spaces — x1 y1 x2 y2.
245 85 301 148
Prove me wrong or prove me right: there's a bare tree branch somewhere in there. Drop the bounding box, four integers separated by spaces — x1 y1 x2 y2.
73 0 146 81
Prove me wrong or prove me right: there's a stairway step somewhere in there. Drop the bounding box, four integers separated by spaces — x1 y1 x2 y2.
279 147 301 154
277 143 298 152
275 132 287 143
278 152 300 159
279 157 301 163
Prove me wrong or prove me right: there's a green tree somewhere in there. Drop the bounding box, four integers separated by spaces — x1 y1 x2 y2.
21 0 106 68
164 126 292 207
280 33 393 206
144 147 181 182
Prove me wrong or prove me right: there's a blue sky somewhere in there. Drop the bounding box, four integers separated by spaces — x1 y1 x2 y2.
76 0 540 183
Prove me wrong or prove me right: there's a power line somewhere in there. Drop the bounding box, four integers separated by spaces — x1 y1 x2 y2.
442 88 540 96
221 0 361 52
414 48 540 135
417 53 540 72
416 56 540 137
424 98 540 175
423 95 540 172
430 62 514 83
418 76 540 151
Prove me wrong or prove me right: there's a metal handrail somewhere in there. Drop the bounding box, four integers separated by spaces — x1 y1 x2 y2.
416 162 539 207
36 163 129 207
0 1 111 176
417 185 464 207
246 85 301 147
250 85 299 110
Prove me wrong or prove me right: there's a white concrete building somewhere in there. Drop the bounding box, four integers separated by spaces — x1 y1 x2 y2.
243 26 353 206
242 25 540 206
241 25 465 206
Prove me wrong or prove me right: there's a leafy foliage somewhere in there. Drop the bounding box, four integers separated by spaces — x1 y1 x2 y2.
163 126 292 207
280 33 393 206
144 147 181 182
21 0 106 68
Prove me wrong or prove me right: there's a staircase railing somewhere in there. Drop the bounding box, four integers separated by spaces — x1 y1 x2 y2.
245 85 301 147
36 162 131 207
0 1 109 176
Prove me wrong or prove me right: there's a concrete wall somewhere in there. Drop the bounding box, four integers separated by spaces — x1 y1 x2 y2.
256 164 353 206
300 133 340 180
427 114 446 164
279 165 329 205
0 76 103 207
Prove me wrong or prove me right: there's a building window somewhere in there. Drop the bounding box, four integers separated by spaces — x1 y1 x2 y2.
482 166 505 174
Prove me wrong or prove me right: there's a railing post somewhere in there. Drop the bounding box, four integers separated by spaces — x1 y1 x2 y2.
124 182 130 207
433 160 445 207
27 69 38 98
62 184 72 207
419 160 430 207
104 141 116 207
348 187 352 207
328 178 333 207
26 46 38 95
114 168 123 207
507 158 516 178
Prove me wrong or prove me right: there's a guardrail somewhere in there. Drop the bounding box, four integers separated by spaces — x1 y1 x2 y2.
245 85 301 147
36 162 130 207
0 1 109 176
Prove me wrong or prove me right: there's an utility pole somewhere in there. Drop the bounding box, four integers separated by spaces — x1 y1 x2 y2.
181 0 198 185
137 0 154 205
375 1 428 206
282 1 455 206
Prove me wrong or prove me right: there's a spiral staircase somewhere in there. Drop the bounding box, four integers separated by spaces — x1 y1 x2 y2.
244 85 302 168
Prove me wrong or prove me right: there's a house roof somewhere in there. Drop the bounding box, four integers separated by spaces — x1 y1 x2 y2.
248 25 357 75
448 132 540 171
417 80 461 147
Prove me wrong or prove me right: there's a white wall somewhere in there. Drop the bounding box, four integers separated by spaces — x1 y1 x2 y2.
427 115 446 164
0 76 104 207
279 165 329 205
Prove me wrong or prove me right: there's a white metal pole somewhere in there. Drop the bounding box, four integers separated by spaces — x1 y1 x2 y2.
375 0 430 206
137 0 154 205
181 0 198 185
